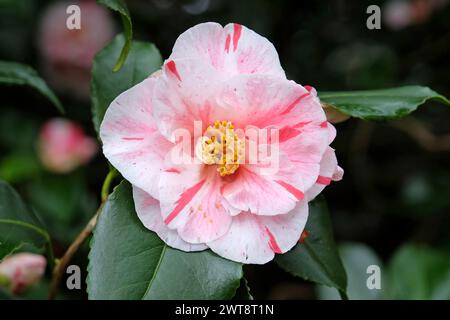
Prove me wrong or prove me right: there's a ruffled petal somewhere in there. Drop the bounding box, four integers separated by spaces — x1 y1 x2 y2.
100 77 173 199
133 186 207 251
152 58 227 142
158 161 234 244
216 74 327 136
305 147 344 201
169 22 285 79
215 75 329 213
207 201 308 264
221 151 305 216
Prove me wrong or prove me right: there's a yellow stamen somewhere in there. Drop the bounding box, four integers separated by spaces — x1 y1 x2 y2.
196 120 245 176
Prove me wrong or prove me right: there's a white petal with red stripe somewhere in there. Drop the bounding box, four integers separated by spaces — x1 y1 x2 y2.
221 149 306 216
152 58 225 142
158 163 233 244
305 147 344 201
133 186 207 251
169 22 285 79
100 77 173 199
207 201 308 264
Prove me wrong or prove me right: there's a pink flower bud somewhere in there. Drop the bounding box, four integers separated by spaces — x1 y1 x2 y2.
38 0 115 98
38 118 97 173
0 253 46 295
384 1 413 30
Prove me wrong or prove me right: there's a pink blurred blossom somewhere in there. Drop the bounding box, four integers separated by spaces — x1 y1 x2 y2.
384 0 448 30
0 253 46 295
38 118 97 173
38 0 115 98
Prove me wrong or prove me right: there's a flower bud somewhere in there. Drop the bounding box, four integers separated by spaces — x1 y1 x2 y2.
0 253 46 294
38 1 115 98
38 118 97 173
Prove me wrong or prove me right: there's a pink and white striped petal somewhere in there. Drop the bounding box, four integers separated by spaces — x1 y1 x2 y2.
279 124 329 191
214 75 329 211
158 163 234 244
169 22 285 79
207 201 308 264
221 148 307 216
132 186 207 251
305 147 344 201
216 74 327 135
100 77 173 199
152 58 230 142
221 167 299 216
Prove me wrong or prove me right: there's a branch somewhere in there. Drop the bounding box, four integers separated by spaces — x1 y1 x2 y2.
390 117 450 152
47 207 101 300
48 169 117 300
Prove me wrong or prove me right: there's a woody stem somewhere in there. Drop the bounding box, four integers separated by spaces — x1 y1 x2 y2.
48 168 117 300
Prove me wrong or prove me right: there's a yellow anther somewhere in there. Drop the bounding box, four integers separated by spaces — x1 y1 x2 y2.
196 120 245 176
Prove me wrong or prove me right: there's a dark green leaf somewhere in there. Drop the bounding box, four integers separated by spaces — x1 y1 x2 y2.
319 86 449 120
87 181 243 300
97 0 132 72
91 34 162 134
317 242 384 300
386 245 450 300
275 197 347 295
26 173 97 244
0 180 52 262
0 61 63 113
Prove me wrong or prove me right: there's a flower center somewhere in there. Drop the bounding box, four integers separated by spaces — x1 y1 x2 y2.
196 120 245 176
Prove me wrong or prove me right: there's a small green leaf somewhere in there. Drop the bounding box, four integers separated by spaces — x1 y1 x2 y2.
91 34 162 134
319 86 449 120
97 0 132 72
0 180 52 263
87 181 243 300
386 245 450 300
275 197 347 296
0 61 63 113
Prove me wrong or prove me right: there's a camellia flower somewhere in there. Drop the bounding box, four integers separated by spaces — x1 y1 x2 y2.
38 118 97 173
38 0 115 98
100 23 343 264
0 253 46 294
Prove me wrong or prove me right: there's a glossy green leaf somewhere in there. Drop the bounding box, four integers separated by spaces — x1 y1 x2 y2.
317 242 384 300
319 86 449 120
87 181 243 300
0 61 63 113
275 197 347 296
0 180 52 263
386 245 450 300
91 34 162 134
97 0 132 72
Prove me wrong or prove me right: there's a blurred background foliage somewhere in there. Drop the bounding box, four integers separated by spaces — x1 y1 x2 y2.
0 0 449 299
